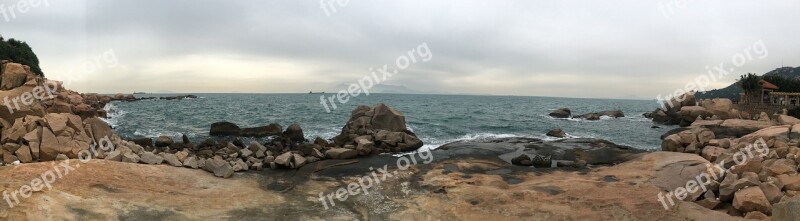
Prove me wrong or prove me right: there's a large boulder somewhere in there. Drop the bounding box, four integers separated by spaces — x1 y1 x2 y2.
371 103 407 132
700 98 734 119
549 108 571 118
332 104 423 153
678 106 711 125
209 122 241 136
38 127 71 161
738 126 790 144
0 63 29 90
84 117 113 144
711 119 776 138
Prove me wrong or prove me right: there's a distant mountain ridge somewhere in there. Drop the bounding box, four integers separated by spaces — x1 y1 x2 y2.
696 66 800 100
329 83 436 94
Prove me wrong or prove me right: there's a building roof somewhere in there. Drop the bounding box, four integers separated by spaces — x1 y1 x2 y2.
760 80 779 90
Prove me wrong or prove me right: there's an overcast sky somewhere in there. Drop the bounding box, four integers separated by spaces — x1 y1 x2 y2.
2 0 798 99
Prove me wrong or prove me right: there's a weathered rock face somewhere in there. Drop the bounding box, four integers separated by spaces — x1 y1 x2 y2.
371 103 407 132
549 108 571 118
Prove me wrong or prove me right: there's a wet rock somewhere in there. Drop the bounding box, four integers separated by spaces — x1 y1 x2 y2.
549 108 571 118
546 129 566 138
209 122 241 136
155 136 174 148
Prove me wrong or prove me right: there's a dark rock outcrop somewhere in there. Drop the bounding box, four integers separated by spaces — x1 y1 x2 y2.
549 108 571 118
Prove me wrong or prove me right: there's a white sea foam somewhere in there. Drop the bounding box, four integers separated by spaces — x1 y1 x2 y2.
102 102 126 127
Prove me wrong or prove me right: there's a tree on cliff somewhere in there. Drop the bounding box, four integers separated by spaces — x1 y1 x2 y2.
739 73 760 103
0 35 44 76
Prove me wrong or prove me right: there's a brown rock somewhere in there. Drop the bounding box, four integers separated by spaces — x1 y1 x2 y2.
760 182 783 204
14 145 33 163
732 186 772 215
0 63 29 90
763 159 798 176
777 174 800 191
85 117 113 144
701 146 728 162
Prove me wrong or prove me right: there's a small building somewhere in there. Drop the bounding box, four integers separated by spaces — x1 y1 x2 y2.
739 80 800 107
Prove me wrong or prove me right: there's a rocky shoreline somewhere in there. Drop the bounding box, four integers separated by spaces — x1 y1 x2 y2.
2 60 800 220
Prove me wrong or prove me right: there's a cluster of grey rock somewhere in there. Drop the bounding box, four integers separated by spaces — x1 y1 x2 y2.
549 108 625 121
103 103 424 178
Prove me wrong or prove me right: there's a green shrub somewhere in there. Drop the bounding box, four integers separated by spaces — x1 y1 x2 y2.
0 35 44 76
